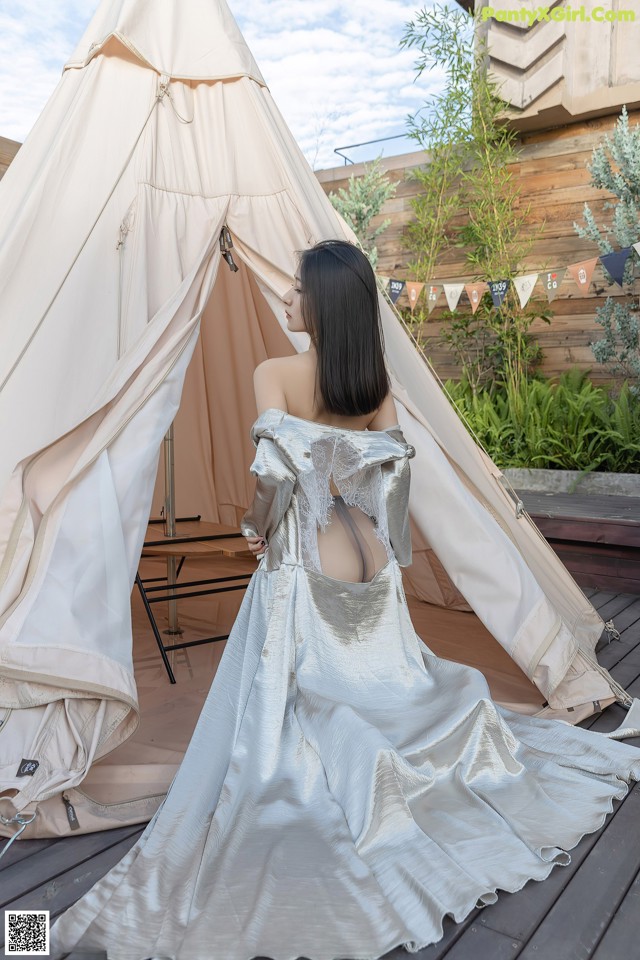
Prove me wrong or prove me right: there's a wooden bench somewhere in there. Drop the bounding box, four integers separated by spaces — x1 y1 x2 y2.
520 492 640 594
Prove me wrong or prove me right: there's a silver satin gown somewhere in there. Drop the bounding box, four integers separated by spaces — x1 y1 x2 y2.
50 409 640 960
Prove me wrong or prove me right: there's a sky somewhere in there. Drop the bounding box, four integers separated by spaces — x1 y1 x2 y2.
0 0 443 170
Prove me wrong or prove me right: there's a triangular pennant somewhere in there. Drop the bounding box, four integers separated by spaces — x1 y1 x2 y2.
425 284 442 316
464 282 488 315
377 275 390 292
542 268 566 302
600 247 632 287
633 241 640 259
443 283 465 312
406 281 425 313
388 279 405 304
566 258 598 294
488 279 510 309
513 274 538 309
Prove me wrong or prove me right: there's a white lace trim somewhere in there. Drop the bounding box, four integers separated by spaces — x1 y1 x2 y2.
296 435 393 573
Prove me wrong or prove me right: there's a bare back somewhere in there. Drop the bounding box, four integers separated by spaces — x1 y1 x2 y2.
281 353 374 430
254 352 400 584
253 352 398 432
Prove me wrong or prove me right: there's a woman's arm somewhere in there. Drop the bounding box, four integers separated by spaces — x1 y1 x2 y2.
243 359 292 556
371 393 415 566
253 359 288 415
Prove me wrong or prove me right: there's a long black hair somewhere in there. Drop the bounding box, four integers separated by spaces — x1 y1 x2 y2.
298 240 390 416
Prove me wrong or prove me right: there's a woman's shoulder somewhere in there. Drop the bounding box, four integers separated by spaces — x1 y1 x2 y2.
254 353 310 376
253 355 304 414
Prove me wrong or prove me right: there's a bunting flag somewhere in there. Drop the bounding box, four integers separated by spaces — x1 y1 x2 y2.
406 281 425 313
513 274 538 309
425 284 442 316
488 279 510 309
380 238 639 315
600 247 632 286
542 268 566 302
443 282 465 312
567 258 598 293
388 279 405 304
464 282 488 315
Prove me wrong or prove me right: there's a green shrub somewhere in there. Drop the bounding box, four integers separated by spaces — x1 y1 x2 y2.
328 158 397 270
574 107 640 390
446 370 640 473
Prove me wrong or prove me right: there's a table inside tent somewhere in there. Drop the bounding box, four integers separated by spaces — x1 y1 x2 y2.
136 518 255 683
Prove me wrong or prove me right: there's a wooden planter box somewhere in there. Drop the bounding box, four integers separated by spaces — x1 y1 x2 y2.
510 471 640 594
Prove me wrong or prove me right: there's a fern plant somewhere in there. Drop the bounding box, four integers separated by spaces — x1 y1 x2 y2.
447 371 640 472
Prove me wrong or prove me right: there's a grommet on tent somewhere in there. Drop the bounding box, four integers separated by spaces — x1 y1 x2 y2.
219 225 238 272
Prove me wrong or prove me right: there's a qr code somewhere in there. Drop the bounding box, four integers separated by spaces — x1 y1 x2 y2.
4 910 49 955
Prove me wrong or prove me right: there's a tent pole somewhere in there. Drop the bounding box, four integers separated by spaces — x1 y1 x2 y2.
163 423 182 639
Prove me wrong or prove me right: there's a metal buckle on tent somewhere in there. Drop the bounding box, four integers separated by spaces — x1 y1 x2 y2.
116 200 137 250
0 810 37 863
219 226 239 273
604 619 621 642
158 73 171 100
515 499 524 519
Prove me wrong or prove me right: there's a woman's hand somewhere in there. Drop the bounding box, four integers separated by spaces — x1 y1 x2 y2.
245 536 267 557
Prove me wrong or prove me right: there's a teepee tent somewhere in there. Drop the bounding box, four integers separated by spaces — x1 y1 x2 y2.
0 0 632 840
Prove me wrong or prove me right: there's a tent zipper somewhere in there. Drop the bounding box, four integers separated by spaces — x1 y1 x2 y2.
116 199 137 359
580 648 633 708
73 785 168 808
60 787 165 827
61 792 80 830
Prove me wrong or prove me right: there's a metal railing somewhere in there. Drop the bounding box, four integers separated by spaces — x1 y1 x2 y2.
333 133 414 165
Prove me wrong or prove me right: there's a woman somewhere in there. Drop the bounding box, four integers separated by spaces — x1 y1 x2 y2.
51 240 640 960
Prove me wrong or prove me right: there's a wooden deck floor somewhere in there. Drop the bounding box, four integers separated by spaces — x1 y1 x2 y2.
2 590 640 960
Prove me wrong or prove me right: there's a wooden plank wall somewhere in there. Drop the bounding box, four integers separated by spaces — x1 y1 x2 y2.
0 136 20 180
316 111 640 384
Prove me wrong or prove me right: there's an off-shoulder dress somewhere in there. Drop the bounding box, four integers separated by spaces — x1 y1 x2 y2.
50 409 640 960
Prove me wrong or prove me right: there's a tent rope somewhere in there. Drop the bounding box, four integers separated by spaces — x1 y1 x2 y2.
0 75 171 397
604 619 622 642
0 810 37 863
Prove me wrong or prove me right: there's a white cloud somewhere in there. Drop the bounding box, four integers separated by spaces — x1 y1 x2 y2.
0 1 96 142
0 0 443 169
235 0 441 168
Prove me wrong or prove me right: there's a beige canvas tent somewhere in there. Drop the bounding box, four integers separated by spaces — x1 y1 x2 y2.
0 0 634 841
